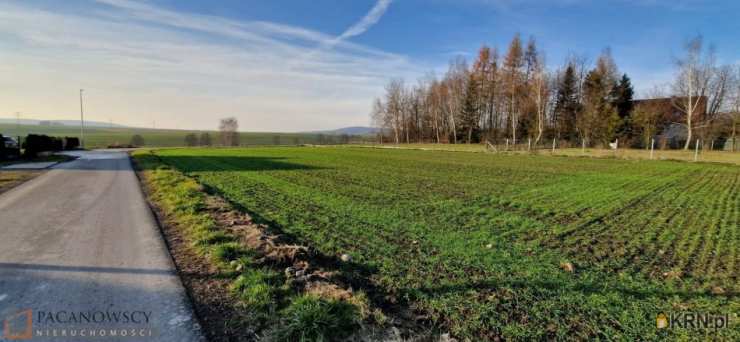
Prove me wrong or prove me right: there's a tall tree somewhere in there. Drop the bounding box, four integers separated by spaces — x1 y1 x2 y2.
553 64 580 141
579 51 620 146
445 58 468 144
672 35 714 150
384 79 405 144
426 79 444 143
473 46 493 139
460 73 480 143
730 66 740 151
503 34 524 144
219 117 239 146
471 46 501 141
522 38 549 145
704 65 732 143
612 74 635 138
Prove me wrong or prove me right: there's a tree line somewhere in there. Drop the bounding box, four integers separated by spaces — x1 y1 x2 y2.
371 34 738 150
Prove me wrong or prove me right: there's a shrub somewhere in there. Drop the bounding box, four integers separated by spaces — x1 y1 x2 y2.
0 134 5 160
64 137 80 150
130 134 145 147
23 134 63 157
272 295 360 342
184 134 199 147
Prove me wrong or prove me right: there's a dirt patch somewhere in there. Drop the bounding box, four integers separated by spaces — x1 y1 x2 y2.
205 196 338 283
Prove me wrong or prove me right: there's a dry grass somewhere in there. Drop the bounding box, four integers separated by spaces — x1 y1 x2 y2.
0 170 42 195
552 148 740 164
352 143 740 165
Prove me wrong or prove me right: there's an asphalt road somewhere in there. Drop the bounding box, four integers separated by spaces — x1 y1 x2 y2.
0 150 203 341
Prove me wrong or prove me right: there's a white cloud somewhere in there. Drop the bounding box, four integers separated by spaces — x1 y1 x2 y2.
0 0 418 131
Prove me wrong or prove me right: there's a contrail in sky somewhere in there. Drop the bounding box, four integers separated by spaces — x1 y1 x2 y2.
329 0 393 47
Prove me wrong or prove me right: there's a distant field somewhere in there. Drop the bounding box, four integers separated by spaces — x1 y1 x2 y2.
150 146 739 340
357 143 740 165
0 124 363 148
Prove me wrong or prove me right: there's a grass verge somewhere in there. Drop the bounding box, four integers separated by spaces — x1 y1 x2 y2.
131 150 384 342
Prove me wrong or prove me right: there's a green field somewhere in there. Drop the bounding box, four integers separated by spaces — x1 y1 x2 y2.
0 124 360 148
147 146 738 339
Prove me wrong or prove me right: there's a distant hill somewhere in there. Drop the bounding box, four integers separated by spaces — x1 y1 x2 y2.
311 126 380 135
0 118 126 128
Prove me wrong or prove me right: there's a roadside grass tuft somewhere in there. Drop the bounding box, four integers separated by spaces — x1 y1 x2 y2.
192 230 234 248
231 268 283 311
269 294 360 342
211 242 249 265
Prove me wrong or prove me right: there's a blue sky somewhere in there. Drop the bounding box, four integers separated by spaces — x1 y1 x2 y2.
1 0 738 131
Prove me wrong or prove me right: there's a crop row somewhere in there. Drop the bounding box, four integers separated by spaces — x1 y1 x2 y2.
155 147 739 340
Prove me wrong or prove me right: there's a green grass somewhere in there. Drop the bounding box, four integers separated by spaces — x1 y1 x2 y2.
0 123 366 149
269 295 360 342
146 146 739 340
132 150 362 340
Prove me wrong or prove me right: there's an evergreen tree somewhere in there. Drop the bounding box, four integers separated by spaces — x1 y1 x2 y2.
554 65 580 141
611 74 635 137
460 73 480 143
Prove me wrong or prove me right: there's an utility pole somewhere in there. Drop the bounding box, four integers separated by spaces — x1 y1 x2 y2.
79 89 85 149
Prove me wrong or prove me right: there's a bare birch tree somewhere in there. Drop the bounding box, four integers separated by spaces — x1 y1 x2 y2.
673 35 715 150
385 79 405 144
531 53 549 145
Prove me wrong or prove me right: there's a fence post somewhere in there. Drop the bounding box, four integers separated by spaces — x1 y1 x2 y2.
694 139 700 162
527 138 531 151
710 140 714 151
650 138 655 160
614 139 619 157
551 138 556 154
581 139 585 155
505 138 509 151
